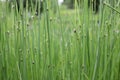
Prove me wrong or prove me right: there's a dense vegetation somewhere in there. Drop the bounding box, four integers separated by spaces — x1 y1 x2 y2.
0 0 120 80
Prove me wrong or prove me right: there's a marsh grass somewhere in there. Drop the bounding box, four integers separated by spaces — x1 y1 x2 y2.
0 0 120 80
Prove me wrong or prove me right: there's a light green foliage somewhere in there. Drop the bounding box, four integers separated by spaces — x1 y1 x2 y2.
0 0 120 80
